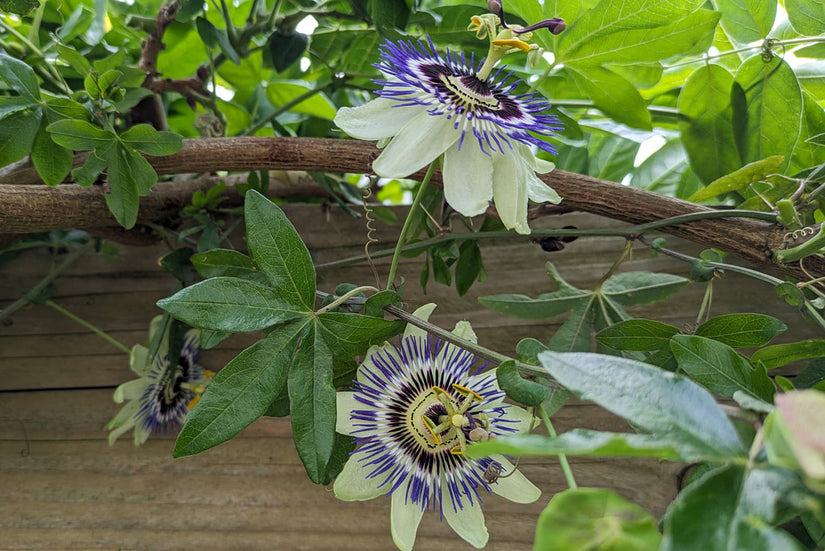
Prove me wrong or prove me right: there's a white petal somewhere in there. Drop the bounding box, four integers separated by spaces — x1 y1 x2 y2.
112 378 150 403
442 141 493 217
503 403 537 434
133 424 151 446
403 303 437 339
489 455 541 504
129 344 150 375
373 112 461 178
451 320 478 344
333 454 387 501
515 143 556 175
492 152 530 234
336 392 359 435
334 98 421 141
391 486 425 551
443 499 489 549
527 171 561 204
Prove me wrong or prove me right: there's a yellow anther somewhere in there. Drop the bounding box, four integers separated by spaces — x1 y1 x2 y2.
452 384 483 401
492 38 531 52
421 415 441 445
432 385 449 396
449 445 465 455
187 396 200 410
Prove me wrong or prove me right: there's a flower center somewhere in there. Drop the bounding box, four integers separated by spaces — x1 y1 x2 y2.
439 73 501 111
406 384 488 455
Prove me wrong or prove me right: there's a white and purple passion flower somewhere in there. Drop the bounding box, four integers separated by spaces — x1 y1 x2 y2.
334 306 539 550
334 38 563 235
107 320 211 446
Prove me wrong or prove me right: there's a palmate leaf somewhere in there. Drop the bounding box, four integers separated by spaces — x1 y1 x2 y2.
482 263 687 353
0 108 42 167
31 119 73 186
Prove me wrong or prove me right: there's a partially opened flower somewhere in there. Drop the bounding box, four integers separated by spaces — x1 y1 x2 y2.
334 36 563 234
334 306 540 550
107 318 211 446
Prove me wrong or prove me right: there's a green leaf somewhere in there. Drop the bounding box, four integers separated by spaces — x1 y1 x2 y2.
309 29 382 74
565 65 652 130
158 277 307 332
794 358 825 389
479 262 589 319
71 149 108 187
118 124 183 156
695 313 786 347
44 97 90 122
47 119 116 151
455 240 483 296
733 56 802 172
173 325 302 457
103 143 158 228
596 319 680 351
244 190 316 309
557 0 705 55
0 96 35 120
548 299 597 352
587 133 641 183
496 360 551 407
288 323 336 483
199 329 232 350
785 0 825 36
561 9 719 66
678 64 742 184
0 0 40 16
467 430 681 460
190 249 267 283
670 335 775 402
0 53 40 100
55 43 92 75
752 340 825 369
265 80 337 121
661 465 806 551
538 351 746 459
601 271 688 305
195 16 240 65
0 108 42 167
689 155 785 202
714 0 777 42
535 488 662 551
368 0 410 36
316 312 404 358
267 30 308 73
31 119 72 186
363 289 402 319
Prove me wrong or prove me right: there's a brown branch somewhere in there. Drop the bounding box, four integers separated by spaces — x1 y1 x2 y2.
0 136 818 279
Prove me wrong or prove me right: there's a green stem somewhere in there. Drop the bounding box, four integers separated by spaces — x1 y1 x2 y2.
0 240 96 324
316 209 778 272
316 285 380 314
44 300 131 355
241 82 333 136
539 404 578 490
385 162 437 290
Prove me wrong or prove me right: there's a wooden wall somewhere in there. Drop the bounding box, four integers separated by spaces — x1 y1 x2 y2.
1 204 817 550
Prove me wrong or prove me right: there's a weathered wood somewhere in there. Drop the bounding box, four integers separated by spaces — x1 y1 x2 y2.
0 205 816 550
0 137 816 280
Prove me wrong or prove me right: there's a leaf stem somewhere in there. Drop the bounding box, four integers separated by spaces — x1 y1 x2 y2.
316 209 778 272
240 82 333 136
316 285 380 314
538 404 577 490
385 161 437 290
44 300 131 355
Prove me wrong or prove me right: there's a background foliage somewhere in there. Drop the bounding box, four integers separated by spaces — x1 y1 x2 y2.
3 0 825 549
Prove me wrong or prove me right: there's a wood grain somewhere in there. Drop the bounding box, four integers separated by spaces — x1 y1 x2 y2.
0 205 816 549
